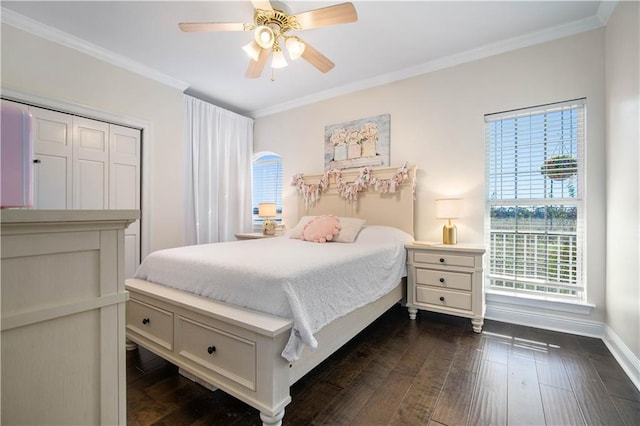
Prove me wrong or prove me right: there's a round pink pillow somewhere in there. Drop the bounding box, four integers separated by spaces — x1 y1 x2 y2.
301 215 342 243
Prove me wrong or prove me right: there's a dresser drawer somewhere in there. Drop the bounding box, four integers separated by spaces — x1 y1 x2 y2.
416 286 472 311
177 315 256 391
413 251 476 268
127 298 174 350
416 269 472 291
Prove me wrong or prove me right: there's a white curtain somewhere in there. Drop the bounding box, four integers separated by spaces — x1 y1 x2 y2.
183 95 253 244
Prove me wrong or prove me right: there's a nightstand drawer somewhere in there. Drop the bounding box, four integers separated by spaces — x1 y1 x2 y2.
413 252 476 268
177 315 256 391
127 298 174 350
416 287 472 310
416 269 472 291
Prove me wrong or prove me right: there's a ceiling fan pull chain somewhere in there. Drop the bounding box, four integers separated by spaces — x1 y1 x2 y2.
271 68 276 82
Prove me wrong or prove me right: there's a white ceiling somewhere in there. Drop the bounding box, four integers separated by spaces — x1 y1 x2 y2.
1 1 611 117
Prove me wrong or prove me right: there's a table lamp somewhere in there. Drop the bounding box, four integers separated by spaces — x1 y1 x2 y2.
436 199 462 244
258 203 277 235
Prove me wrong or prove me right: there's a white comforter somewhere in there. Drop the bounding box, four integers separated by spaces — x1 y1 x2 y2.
134 225 412 362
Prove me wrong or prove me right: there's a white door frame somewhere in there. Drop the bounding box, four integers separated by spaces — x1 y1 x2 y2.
1 87 152 261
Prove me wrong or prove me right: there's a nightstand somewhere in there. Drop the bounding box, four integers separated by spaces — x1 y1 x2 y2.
405 242 486 332
234 232 276 240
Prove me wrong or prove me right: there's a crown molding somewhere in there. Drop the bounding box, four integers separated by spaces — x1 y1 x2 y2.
1 7 189 92
251 14 605 118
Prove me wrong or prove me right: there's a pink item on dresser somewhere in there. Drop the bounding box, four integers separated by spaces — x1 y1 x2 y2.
1 101 33 208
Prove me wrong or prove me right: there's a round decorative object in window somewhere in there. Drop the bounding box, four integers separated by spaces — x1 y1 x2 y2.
541 154 578 180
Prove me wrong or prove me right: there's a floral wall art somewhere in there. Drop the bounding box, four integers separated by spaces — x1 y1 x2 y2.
324 114 390 170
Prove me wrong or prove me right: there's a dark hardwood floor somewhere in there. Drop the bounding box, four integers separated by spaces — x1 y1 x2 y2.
127 305 640 425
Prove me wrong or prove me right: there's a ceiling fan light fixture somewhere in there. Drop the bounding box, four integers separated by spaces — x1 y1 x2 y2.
285 37 305 60
242 40 261 61
271 48 288 68
254 25 275 48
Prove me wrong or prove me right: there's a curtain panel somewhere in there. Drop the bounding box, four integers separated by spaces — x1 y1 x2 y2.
184 95 253 244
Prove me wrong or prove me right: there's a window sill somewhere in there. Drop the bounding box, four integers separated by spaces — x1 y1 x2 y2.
486 290 595 316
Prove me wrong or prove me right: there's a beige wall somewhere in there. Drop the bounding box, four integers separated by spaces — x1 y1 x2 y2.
1 24 185 253
605 1 640 359
255 29 607 322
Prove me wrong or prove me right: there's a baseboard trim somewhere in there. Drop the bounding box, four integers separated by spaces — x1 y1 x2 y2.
603 325 640 392
486 302 640 392
485 303 604 337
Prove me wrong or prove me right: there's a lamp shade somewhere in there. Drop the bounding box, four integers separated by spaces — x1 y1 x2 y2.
258 203 277 218
436 199 463 219
254 25 275 48
285 37 305 60
242 40 261 61
271 49 287 68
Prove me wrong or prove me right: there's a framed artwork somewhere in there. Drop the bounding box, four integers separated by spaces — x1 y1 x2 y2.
324 113 390 170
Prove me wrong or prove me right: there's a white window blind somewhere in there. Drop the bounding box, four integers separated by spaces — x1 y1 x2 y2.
485 99 585 300
252 153 282 229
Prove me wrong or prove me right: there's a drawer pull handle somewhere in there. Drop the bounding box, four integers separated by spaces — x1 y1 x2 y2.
439 258 445 263
439 296 445 302
207 346 216 355
439 278 445 283
142 318 150 325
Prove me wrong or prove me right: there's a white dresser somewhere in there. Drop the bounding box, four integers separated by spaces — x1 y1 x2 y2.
1 209 138 425
405 242 486 332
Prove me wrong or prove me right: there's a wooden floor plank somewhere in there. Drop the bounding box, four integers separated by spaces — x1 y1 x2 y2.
389 346 453 425
430 366 476 425
563 354 626 424
277 379 341 426
534 350 573 391
352 371 414 426
539 383 586 425
507 349 546 425
313 332 410 425
468 359 508 426
612 395 640 426
589 351 640 402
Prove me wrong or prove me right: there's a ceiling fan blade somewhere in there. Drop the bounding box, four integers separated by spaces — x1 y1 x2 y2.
300 40 335 73
294 2 357 30
246 47 271 78
179 22 247 32
251 0 273 11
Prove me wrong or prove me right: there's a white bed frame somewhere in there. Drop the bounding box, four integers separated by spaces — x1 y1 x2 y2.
125 165 415 425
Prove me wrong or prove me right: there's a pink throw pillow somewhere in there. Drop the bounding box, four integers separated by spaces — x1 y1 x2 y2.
301 215 342 243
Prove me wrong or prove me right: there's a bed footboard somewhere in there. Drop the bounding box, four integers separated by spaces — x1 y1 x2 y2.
125 278 293 425
126 278 404 425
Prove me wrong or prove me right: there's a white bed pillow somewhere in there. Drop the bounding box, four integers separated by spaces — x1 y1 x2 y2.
288 215 366 243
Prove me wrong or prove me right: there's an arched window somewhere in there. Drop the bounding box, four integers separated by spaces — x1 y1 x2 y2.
252 152 282 231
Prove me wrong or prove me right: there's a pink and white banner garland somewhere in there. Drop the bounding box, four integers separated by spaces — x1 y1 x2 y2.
291 162 414 208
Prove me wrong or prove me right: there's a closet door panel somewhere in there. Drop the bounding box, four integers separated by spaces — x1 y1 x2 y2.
110 124 141 277
74 117 109 209
78 160 107 209
36 156 69 209
30 107 73 209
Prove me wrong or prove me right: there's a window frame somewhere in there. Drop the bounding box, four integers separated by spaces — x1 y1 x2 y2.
484 99 586 302
251 151 283 232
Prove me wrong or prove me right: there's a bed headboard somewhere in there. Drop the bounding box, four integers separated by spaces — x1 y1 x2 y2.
294 165 416 236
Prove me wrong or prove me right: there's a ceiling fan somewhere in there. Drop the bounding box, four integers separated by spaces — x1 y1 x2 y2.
179 1 357 79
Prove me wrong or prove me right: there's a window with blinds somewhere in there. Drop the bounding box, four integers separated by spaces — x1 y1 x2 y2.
252 152 282 230
485 99 585 300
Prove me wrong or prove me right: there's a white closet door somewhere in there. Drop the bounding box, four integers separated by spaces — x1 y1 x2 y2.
30 106 73 209
110 124 141 277
73 117 109 209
